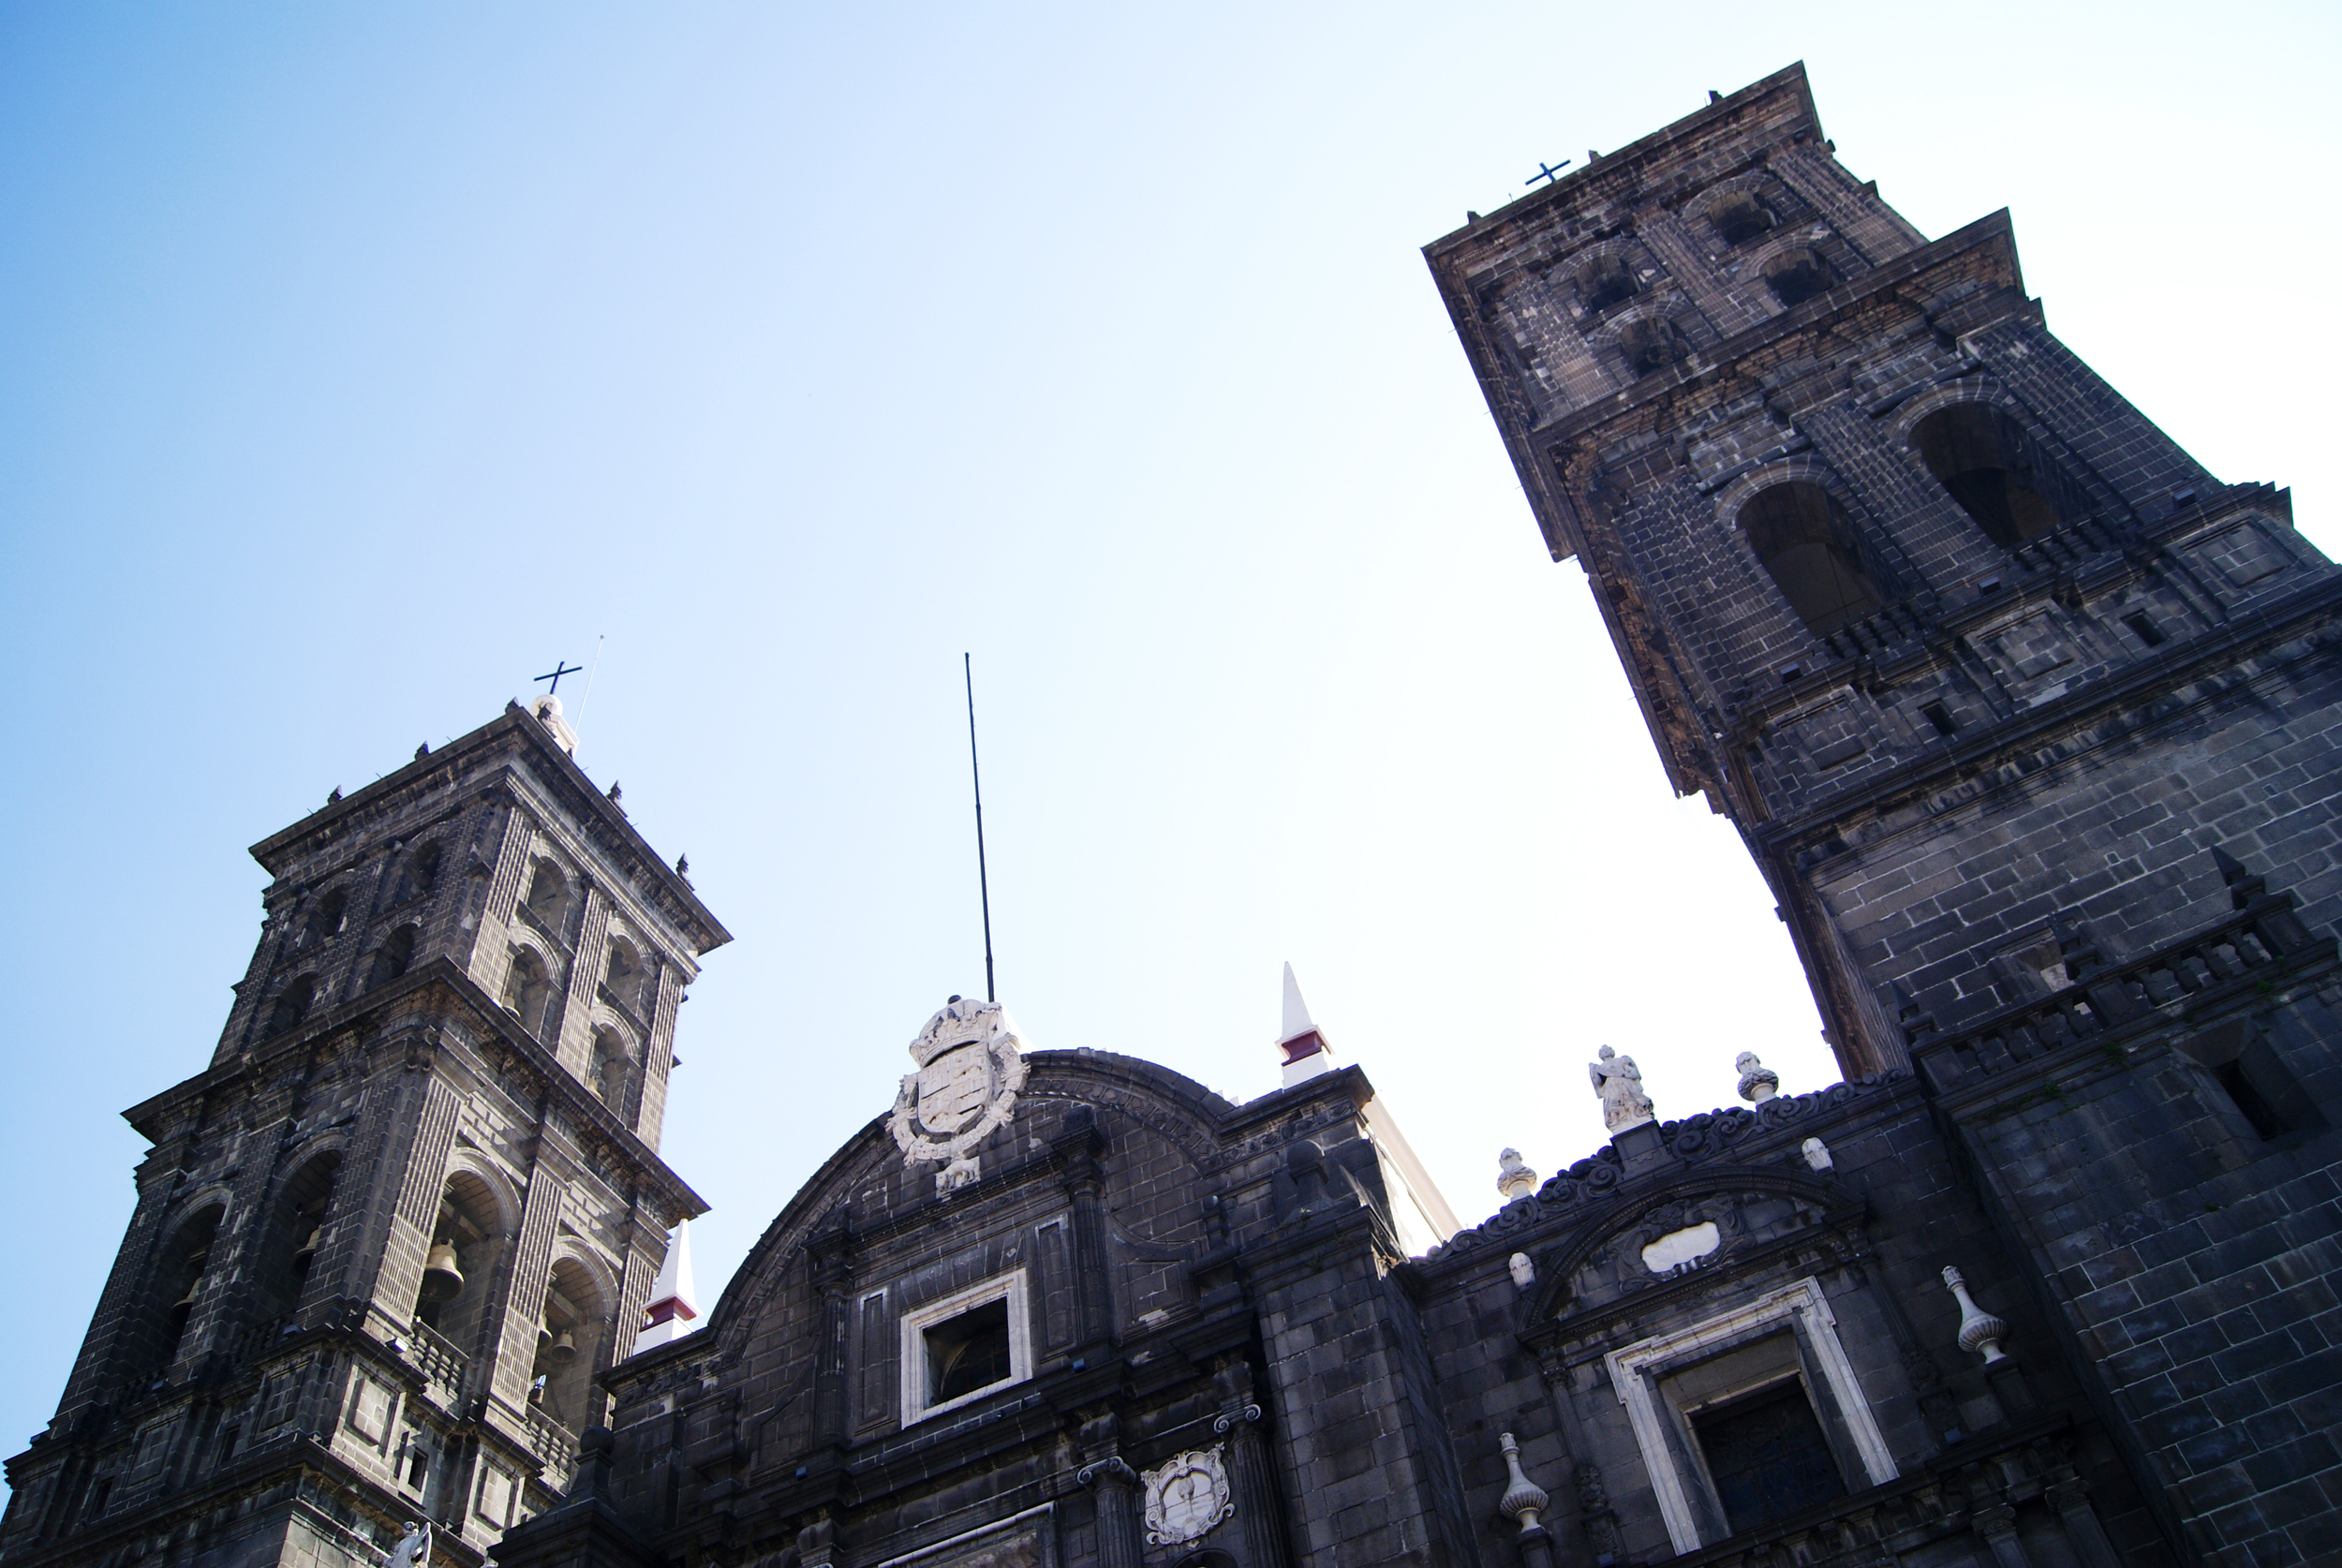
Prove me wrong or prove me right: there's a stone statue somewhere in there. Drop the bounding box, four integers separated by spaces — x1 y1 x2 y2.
386 1522 430 1568
1495 1147 1536 1201
1589 1045 1655 1133
1735 1051 1779 1103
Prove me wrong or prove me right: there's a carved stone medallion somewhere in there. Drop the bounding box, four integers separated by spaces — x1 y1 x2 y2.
1142 1446 1234 1546
888 998 1030 1194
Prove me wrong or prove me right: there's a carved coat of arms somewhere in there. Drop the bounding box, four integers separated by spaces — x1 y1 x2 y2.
889 998 1030 1194
1141 1446 1234 1546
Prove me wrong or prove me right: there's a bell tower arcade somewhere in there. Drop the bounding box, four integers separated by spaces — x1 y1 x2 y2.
0 698 728 1568
1426 64 2342 1076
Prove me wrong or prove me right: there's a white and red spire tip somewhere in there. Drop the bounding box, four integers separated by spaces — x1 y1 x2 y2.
634 1220 701 1350
1277 962 1337 1087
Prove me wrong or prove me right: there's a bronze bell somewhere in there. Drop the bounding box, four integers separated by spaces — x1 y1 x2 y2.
291 1225 322 1272
169 1250 209 1321
421 1240 464 1303
536 1323 553 1354
546 1328 578 1365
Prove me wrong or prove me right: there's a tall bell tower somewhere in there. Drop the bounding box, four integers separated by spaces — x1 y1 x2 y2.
1 697 728 1568
1426 63 2342 1075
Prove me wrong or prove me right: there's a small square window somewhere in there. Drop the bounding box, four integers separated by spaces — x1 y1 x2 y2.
898 1270 1030 1426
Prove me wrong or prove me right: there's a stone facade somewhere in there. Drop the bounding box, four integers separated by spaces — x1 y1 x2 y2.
0 702 727 1568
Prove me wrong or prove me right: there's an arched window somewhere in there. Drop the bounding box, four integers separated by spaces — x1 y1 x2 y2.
1763 248 1833 308
304 888 348 946
1579 253 1638 314
254 1151 341 1324
602 938 641 1003
266 975 319 1039
502 950 553 1036
1740 481 1885 635
587 1027 631 1109
397 841 444 905
524 860 572 934
533 1257 610 1434
150 1205 225 1372
1910 403 2084 548
365 926 419 992
414 1172 508 1353
1618 317 1686 377
1710 191 1775 246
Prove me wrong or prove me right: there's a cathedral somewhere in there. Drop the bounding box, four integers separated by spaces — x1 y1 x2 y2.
7 61 2341 1568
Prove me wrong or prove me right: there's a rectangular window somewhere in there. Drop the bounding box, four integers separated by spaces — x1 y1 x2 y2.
897 1270 1030 1427
1693 1381 1845 1535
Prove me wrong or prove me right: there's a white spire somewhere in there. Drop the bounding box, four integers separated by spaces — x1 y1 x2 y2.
632 1220 700 1351
1277 962 1336 1087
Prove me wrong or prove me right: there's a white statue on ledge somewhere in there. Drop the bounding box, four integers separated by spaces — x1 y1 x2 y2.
1590 1045 1655 1133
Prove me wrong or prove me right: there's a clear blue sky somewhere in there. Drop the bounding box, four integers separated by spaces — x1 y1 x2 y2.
3 3 2335 1464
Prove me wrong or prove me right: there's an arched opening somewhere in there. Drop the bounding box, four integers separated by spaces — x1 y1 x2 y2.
602 937 641 1001
1740 481 1885 636
1909 403 2084 548
365 926 419 992
1618 317 1686 377
1710 191 1775 246
1763 248 1833 308
148 1205 225 1374
502 949 554 1037
1579 253 1638 314
252 1151 342 1324
524 860 573 935
587 1027 632 1111
304 888 348 947
265 975 319 1039
414 1171 508 1357
531 1257 610 1434
397 841 444 905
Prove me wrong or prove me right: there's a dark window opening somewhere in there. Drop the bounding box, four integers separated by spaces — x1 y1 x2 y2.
2217 1061 2288 1140
400 841 444 903
1911 404 2085 549
2210 1038 2327 1140
2124 612 2167 647
1764 249 1833 308
525 862 573 932
366 925 419 992
1740 481 1885 635
265 975 319 1039
304 888 348 946
82 1479 111 1522
216 1425 239 1466
1920 701 1957 736
1580 254 1638 313
503 950 553 1035
926 1297 1013 1404
1711 192 1775 246
405 1440 429 1488
1696 1382 1846 1537
1618 317 1686 377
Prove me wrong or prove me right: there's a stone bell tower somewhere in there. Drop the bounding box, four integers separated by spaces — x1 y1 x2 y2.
1425 62 2342 1076
0 697 728 1568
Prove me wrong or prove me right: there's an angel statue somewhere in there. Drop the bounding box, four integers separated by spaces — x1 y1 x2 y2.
1589 1045 1655 1133
386 1522 431 1568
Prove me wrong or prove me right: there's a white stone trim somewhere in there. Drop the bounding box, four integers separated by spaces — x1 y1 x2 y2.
897 1268 1031 1427
1605 1276 1896 1554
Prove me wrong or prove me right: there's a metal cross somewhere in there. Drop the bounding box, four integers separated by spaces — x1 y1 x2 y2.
535 660 584 694
1527 159 1572 185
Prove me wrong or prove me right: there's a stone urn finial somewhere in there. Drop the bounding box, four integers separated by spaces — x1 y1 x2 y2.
1735 1051 1779 1103
1943 1265 2010 1363
1496 1432 1549 1533
1496 1147 1536 1201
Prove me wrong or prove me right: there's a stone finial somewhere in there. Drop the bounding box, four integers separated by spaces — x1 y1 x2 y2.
1496 1432 1549 1533
1509 1251 1535 1290
1942 1266 2010 1363
1497 1148 1536 1201
1801 1136 1832 1172
1590 1045 1655 1133
1735 1052 1779 1103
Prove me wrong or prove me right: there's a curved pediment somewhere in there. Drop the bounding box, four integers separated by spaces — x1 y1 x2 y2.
1520 1165 1860 1323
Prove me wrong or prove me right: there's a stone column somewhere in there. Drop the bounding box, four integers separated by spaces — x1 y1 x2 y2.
1973 1501 2034 1568
2047 1479 2121 1568
808 1219 854 1449
1078 1454 1142 1568
1214 1401 1292 1568
1532 1357 1598 1568
1057 1110 1113 1349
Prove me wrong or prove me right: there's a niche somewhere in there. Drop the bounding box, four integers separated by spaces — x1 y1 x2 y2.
502 949 555 1037
253 1151 342 1324
530 1258 609 1434
1618 317 1687 377
150 1205 226 1373
414 1172 509 1354
1910 403 2086 548
1710 191 1776 246
266 975 319 1039
1739 481 1885 635
365 926 419 992
1579 253 1638 314
1762 247 1833 308
523 859 574 936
